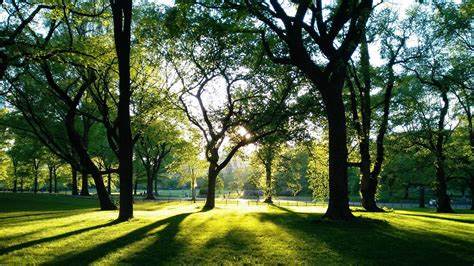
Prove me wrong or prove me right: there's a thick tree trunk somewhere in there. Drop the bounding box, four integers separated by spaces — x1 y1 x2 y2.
203 163 218 210
359 140 381 211
322 87 353 220
434 90 453 213
263 163 273 203
435 161 453 212
80 170 90 196
418 186 425 208
20 177 24 192
71 167 78 196
111 0 134 221
146 169 155 200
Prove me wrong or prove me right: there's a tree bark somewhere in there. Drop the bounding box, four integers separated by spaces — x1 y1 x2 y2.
145 168 155 200
65 111 116 210
203 163 218 210
80 170 90 196
263 162 273 203
322 85 353 220
434 90 453 213
110 0 134 221
71 167 78 196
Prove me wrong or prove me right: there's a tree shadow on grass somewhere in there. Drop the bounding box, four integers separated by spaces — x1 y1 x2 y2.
47 212 193 265
396 212 474 224
255 207 473 265
0 220 119 256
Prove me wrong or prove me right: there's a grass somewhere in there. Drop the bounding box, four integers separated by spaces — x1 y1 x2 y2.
0 193 473 265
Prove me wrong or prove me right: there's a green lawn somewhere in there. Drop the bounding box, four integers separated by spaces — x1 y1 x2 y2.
0 193 473 265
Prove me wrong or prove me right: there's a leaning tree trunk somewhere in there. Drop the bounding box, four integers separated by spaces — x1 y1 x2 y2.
111 0 134 221
203 162 218 210
71 167 78 195
65 112 116 210
80 171 90 196
322 86 353 220
263 163 273 204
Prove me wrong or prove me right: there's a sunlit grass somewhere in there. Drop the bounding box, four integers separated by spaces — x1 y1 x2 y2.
0 193 473 265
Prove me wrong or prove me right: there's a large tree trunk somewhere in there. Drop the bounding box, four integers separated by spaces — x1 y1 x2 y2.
322 85 353 220
263 163 273 203
111 0 134 221
434 90 453 213
71 167 78 195
20 177 24 192
145 169 155 200
80 170 90 196
435 161 453 212
203 163 218 210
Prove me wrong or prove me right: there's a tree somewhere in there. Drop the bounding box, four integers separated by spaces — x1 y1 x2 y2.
163 8 295 209
346 7 414 211
231 0 374 219
252 138 282 203
109 0 134 221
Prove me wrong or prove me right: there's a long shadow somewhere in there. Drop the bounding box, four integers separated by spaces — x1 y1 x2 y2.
0 220 118 256
397 212 474 224
255 209 473 265
47 212 193 265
